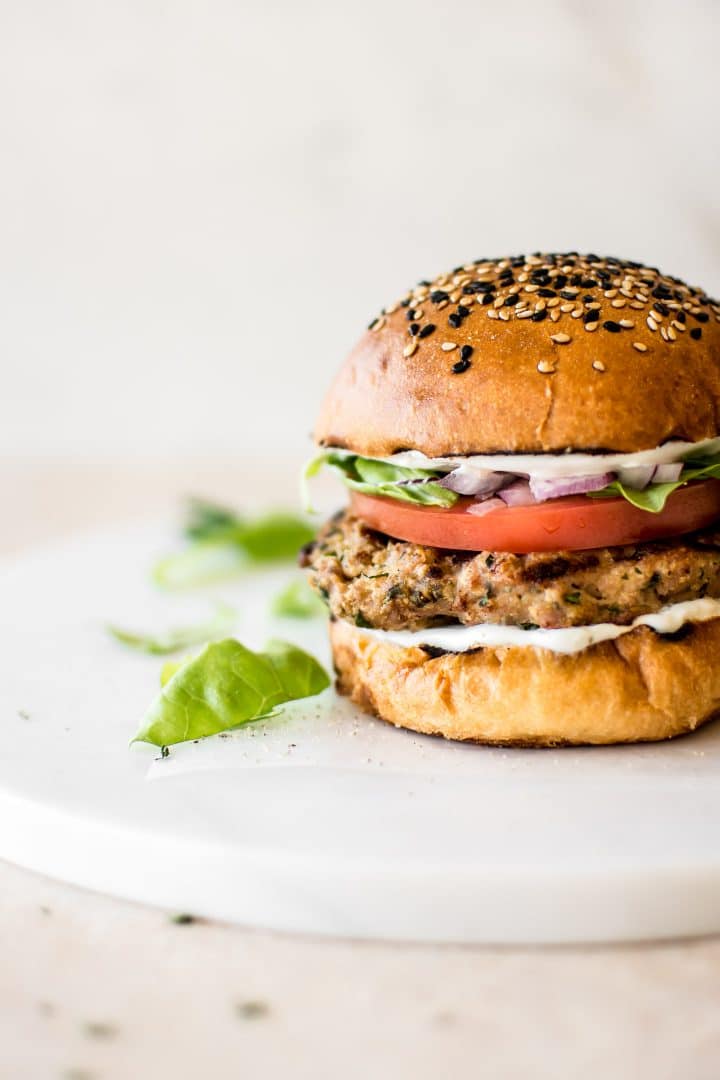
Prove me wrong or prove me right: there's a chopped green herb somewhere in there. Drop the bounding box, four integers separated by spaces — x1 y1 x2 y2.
170 913 196 925
520 622 540 631
354 612 373 628
236 1001 270 1020
132 639 330 747
564 592 582 605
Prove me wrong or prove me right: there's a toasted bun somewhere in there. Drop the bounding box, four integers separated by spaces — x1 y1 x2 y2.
330 617 720 746
315 254 720 457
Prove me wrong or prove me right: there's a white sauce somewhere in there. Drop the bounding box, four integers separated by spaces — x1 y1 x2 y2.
379 437 720 480
359 597 720 656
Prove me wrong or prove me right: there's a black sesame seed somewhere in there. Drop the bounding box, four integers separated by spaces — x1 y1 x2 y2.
583 294 595 303
460 344 473 362
418 279 431 287
448 313 463 328
582 279 598 289
481 293 494 305
654 301 669 316
652 285 672 300
504 293 520 306
531 309 548 322
452 358 471 374
694 311 710 323
560 289 578 300
603 320 622 333
430 290 449 303
583 309 598 323
457 304 471 317
676 311 686 323
400 298 411 307
690 327 703 340
537 288 556 298
553 274 568 289
406 309 417 321
409 322 420 336
418 323 436 339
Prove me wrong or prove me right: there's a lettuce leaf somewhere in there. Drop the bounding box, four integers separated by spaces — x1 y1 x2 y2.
305 451 457 509
108 604 237 655
154 502 316 588
272 578 326 618
589 459 720 513
132 638 330 746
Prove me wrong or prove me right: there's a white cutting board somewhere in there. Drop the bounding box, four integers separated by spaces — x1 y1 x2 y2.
2 520 720 944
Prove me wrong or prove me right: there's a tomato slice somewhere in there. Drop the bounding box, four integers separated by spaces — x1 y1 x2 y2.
350 480 720 553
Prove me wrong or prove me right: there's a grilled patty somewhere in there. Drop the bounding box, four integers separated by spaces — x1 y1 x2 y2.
300 511 720 631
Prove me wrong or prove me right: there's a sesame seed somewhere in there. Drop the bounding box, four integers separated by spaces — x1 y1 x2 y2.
441 341 457 351
452 358 471 374
672 319 686 332
487 309 499 319
498 309 510 321
550 332 571 344
460 344 473 362
647 316 658 331
409 322 420 336
603 321 622 333
517 309 533 319
660 326 669 341
448 313 462 328
419 323 436 339
560 302 575 313
633 342 648 352
403 342 418 357
585 321 599 332
629 301 645 309
592 360 606 371
648 310 663 322
537 360 556 374
690 327 702 340
549 309 561 322
547 297 561 308
667 325 677 341
618 319 635 328
611 299 626 308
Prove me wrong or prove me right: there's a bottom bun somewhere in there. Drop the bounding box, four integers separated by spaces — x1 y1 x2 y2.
330 617 720 746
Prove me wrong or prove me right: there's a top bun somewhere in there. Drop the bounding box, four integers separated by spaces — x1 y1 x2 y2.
315 253 720 457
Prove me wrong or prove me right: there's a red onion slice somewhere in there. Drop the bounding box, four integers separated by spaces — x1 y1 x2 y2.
529 472 614 502
498 479 537 506
652 463 683 484
439 466 508 497
615 465 656 490
466 496 506 516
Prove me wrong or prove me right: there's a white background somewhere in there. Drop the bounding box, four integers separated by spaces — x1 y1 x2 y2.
2 0 719 467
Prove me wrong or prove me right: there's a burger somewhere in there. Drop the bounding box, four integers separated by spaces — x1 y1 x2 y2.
301 253 720 746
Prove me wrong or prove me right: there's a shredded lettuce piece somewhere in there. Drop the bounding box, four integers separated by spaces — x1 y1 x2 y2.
589 458 720 513
272 578 326 618
154 501 316 588
108 604 237 655
305 451 458 509
132 638 330 747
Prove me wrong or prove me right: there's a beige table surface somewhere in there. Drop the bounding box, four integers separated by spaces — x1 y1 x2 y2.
3 463 720 1080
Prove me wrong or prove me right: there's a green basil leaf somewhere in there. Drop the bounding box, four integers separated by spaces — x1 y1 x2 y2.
588 458 720 513
306 451 458 508
133 638 330 746
272 578 326 618
108 604 237 655
155 504 316 589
